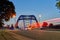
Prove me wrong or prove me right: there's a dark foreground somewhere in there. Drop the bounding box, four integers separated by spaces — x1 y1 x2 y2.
0 29 60 40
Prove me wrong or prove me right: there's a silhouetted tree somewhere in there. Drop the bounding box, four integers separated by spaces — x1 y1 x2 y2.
10 24 14 30
0 0 16 27
56 0 60 10
49 23 53 28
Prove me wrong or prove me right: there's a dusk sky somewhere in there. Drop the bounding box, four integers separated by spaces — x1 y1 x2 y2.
5 0 60 25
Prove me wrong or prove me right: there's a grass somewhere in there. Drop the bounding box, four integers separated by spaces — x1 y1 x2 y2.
0 30 33 40
0 30 17 40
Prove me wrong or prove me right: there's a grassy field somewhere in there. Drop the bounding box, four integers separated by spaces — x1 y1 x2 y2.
0 30 18 40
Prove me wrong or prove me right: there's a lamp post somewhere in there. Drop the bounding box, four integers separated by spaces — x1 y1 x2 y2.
39 14 42 29
13 14 16 18
13 14 16 29
39 14 42 22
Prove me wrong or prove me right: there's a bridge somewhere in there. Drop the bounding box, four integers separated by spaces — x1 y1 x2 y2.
15 15 40 29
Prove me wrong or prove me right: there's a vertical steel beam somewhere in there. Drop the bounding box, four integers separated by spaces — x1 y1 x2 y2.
23 20 25 29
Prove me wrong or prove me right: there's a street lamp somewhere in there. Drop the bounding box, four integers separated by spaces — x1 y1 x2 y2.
39 14 42 22
12 14 16 29
39 14 42 29
13 14 16 18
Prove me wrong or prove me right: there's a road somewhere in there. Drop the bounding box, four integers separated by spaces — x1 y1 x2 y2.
0 30 60 40
10 30 60 40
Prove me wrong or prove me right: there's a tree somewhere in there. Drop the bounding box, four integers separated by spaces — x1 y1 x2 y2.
0 0 16 27
42 22 48 27
56 0 60 10
49 23 53 28
10 24 14 30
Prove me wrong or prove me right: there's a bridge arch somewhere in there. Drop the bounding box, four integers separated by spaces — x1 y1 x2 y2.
15 15 40 29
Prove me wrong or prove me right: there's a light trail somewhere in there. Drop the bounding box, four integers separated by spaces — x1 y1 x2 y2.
44 18 60 23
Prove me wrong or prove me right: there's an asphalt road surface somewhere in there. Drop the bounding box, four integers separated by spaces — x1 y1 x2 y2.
10 30 60 40
0 30 60 40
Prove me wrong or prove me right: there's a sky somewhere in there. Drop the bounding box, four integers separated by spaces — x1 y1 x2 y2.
5 0 60 25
